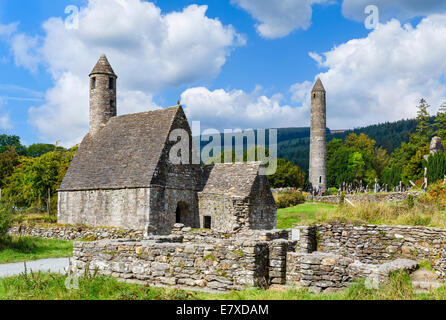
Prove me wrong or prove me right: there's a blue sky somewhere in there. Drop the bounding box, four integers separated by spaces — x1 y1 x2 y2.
0 0 446 147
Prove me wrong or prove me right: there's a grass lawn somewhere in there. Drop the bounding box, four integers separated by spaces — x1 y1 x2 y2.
0 237 73 264
0 270 445 300
277 202 338 229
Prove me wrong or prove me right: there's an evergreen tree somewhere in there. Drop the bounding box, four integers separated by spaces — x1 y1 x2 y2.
412 98 433 146
435 102 446 140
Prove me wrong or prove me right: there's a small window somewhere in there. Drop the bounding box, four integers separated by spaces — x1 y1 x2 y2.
91 77 96 89
109 77 114 90
319 176 322 184
313 93 316 99
204 216 211 229
260 210 264 219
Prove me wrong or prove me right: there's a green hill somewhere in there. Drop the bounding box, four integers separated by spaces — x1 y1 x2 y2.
196 118 419 174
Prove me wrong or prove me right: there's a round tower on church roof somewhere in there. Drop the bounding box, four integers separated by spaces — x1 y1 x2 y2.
89 54 117 135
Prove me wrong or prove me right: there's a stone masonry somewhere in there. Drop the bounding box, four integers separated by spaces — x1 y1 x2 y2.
309 78 327 192
58 55 277 235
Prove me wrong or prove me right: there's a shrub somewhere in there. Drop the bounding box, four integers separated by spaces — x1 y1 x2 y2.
419 182 446 206
339 194 345 205
407 194 415 209
275 190 305 209
0 204 13 238
330 187 338 194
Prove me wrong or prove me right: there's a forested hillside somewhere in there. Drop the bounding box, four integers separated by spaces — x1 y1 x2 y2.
278 118 420 174
0 98 445 212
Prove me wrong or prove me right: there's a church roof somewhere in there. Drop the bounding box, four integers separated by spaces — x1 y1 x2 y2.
59 106 181 191
200 162 263 197
312 78 325 92
89 54 116 77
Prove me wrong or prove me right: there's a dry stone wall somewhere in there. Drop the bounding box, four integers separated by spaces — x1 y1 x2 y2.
71 238 270 292
286 251 418 293
314 192 422 204
8 224 144 241
315 223 446 278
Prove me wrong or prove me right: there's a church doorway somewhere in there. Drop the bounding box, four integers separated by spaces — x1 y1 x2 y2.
175 202 190 225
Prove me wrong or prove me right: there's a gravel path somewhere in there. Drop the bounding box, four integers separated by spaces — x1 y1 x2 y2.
0 258 70 278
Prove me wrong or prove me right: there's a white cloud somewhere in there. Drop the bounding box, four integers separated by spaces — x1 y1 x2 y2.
292 15 446 130
0 22 17 37
181 86 309 131
342 0 446 22
10 34 40 73
19 0 244 146
0 99 12 130
231 0 330 39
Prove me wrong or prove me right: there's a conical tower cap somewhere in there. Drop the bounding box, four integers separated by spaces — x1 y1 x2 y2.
312 78 325 92
89 54 117 77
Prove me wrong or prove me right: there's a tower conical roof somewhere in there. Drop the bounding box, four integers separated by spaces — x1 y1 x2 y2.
89 54 116 77
312 78 325 92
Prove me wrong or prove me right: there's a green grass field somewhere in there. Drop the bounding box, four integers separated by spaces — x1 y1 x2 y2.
276 202 338 229
0 237 73 264
0 270 445 300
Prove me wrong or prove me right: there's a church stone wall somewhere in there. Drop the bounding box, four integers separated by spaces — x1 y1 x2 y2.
197 194 250 233
58 188 152 230
58 187 200 234
147 186 199 235
249 176 277 231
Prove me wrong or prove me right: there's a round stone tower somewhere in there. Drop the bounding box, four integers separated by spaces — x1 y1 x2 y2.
309 78 327 192
89 54 117 135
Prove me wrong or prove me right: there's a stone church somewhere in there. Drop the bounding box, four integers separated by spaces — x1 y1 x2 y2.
57 55 277 235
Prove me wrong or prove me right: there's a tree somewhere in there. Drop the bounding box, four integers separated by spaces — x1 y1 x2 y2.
2 147 77 210
326 134 378 187
373 147 390 178
426 151 446 184
381 165 403 189
268 159 305 188
26 143 65 158
435 102 446 140
0 134 25 155
345 133 375 156
0 147 19 188
412 98 433 146
402 146 429 183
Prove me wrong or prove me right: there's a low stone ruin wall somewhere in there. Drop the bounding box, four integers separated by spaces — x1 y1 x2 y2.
71 237 273 292
314 223 446 278
314 192 422 204
171 224 290 242
8 224 144 241
70 226 425 293
286 252 418 293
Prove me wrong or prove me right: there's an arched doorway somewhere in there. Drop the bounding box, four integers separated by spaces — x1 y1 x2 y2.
175 202 190 225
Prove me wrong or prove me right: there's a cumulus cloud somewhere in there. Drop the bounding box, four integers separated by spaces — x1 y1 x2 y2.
17 0 244 146
0 99 12 130
231 0 330 39
342 0 446 22
10 34 41 73
291 15 446 130
181 86 309 131
0 22 17 37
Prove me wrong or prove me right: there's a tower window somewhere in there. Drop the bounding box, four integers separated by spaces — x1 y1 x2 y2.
313 93 316 99
91 77 96 89
109 77 114 90
319 176 322 184
110 100 116 114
